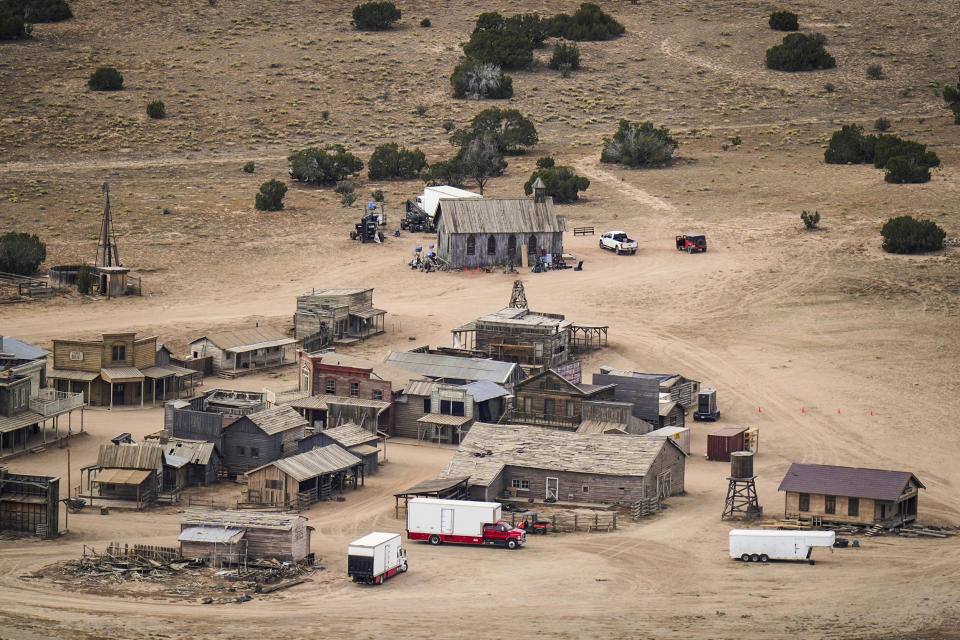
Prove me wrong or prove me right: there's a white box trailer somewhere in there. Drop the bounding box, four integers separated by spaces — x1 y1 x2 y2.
646 426 691 455
418 186 481 222
347 532 407 584
406 497 525 549
729 529 835 564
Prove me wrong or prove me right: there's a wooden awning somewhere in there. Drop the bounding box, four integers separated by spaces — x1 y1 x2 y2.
101 367 145 383
94 468 152 485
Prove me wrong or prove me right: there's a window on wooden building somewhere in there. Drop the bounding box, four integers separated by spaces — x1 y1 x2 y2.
543 398 554 417
848 498 859 517
440 399 465 417
265 479 282 490
250 447 259 458
798 493 810 511
423 398 431 413
373 390 383 401
326 379 336 394
582 486 589 493
350 382 359 397
487 235 496 255
566 402 576 418
111 344 126 361
824 495 836 514
508 235 517 258
466 235 476 255
237 446 246 456
511 479 529 491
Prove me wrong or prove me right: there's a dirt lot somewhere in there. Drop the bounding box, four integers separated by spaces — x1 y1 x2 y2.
1 0 959 637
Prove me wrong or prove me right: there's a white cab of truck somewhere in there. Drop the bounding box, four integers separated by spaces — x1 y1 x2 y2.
599 231 638 255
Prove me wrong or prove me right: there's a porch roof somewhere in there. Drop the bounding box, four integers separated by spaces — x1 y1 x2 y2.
101 367 145 383
48 369 99 382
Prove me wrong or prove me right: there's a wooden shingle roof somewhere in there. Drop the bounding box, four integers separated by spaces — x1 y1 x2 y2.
438 198 565 234
97 443 163 470
235 405 308 435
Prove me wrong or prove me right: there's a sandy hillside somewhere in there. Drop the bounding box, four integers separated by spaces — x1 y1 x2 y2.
1 0 959 638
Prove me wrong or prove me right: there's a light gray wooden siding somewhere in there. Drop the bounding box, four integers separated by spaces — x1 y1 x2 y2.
439 232 563 270
394 395 426 439
593 374 661 423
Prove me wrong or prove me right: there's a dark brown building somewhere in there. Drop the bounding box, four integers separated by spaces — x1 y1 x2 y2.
510 369 615 430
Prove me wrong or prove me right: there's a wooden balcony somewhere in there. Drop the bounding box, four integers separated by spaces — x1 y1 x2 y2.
30 388 85 417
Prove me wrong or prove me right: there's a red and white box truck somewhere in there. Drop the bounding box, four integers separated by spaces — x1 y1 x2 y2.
406 498 526 549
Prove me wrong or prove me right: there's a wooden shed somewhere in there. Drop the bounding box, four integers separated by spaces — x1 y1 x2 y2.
81 443 163 509
189 327 296 377
221 405 307 476
317 422 380 475
0 466 59 539
180 508 311 562
160 438 221 492
245 444 363 510
707 426 746 462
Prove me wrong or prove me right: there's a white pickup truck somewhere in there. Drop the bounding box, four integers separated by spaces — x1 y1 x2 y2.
599 231 637 255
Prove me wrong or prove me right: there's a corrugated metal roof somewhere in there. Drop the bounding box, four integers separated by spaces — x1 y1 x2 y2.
474 307 570 328
440 423 676 485
256 444 361 482
418 413 473 426
658 401 679 417
576 420 628 434
348 444 380 457
191 327 295 352
459 380 509 403
438 198 564 234
778 463 924 502
239 405 308 435
326 396 392 411
48 369 100 382
178 526 244 544
1 336 49 360
182 508 306 531
395 476 471 497
349 308 386 319
323 423 378 448
141 365 176 378
163 439 216 466
97 443 163 470
101 367 145 382
94 468 152 485
385 351 517 384
0 410 43 434
319 353 413 388
709 426 747 437
403 380 449 397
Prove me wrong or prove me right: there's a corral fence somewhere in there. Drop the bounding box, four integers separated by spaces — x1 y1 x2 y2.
102 542 182 563
573 227 595 236
631 497 661 520
504 510 617 533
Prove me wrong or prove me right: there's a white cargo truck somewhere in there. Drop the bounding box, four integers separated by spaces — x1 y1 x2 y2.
347 532 407 584
729 529 835 564
406 498 526 549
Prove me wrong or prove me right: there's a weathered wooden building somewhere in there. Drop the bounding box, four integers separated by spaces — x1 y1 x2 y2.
221 405 308 476
48 332 198 408
1 335 49 398
293 288 386 345
277 391 392 434
435 188 566 270
592 368 700 428
509 369 616 430
576 400 655 435
245 444 363 509
1 366 85 459
438 423 687 505
81 443 164 510
189 327 297 377
384 350 522 387
394 380 474 443
778 463 925 526
315 423 380 475
159 438 221 492
0 466 59 538
180 508 311 562
167 389 266 453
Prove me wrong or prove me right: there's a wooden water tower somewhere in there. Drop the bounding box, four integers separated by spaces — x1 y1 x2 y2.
722 451 761 519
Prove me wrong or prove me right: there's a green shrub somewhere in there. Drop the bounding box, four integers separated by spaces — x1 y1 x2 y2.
450 59 513 99
351 2 400 30
601 119 678 167
765 33 835 71
88 66 123 91
367 143 427 180
505 12 550 48
462 17 535 69
451 107 538 155
334 180 355 195
340 192 357 207
420 18 430 27
824 124 876 164
768 11 798 31
884 156 931 184
523 165 590 203
943 74 960 124
422 157 468 188
0 232 46 275
881 216 945 253
866 64 883 80
288 145 363 186
146 100 165 119
76 264 93 295
242 161 255 173
24 0 72 22
536 156 555 169
458 132 506 194
549 41 581 71
0 10 31 40
551 3 624 41
442 120 455 132
874 117 891 132
824 82 835 93
255 180 287 211
371 189 385 202
800 210 820 229
872 134 939 171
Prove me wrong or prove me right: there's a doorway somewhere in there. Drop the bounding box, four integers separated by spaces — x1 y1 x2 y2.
441 508 454 534
545 477 559 501
112 383 125 406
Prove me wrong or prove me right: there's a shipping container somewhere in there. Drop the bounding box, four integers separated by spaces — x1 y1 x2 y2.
729 529 835 564
347 532 407 584
707 426 746 461
646 426 691 455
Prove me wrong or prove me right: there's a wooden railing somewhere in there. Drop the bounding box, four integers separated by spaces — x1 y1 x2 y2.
30 389 85 417
508 410 580 429
573 227 595 236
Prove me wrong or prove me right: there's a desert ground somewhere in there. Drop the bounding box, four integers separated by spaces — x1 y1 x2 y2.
1 0 959 637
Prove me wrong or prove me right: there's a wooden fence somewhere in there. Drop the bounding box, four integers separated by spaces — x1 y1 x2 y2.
104 542 182 562
573 227 595 236
631 497 660 520
504 510 617 532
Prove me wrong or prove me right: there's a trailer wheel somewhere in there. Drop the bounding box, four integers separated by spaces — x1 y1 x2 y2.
750 554 760 562
740 553 750 562
759 554 768 563
506 539 518 550
429 535 441 545
399 562 408 573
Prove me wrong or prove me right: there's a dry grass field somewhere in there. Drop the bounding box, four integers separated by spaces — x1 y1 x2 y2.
1 0 959 638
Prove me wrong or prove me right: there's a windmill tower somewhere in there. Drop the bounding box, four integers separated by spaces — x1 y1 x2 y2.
508 280 528 309
95 182 121 268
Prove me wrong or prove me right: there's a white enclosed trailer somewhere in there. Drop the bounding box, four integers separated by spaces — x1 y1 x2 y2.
729 529 835 564
406 498 525 548
347 532 407 584
418 186 481 222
